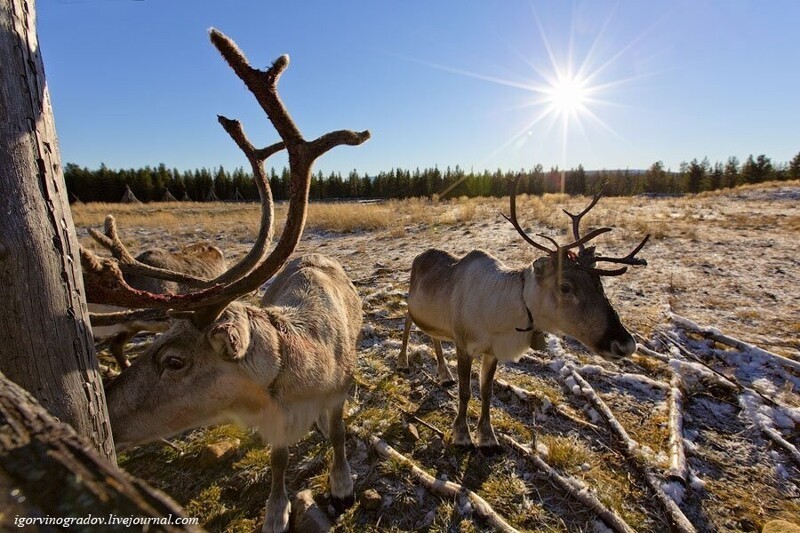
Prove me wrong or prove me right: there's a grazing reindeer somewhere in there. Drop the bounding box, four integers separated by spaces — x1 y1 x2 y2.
81 29 369 533
398 177 649 451
88 231 227 368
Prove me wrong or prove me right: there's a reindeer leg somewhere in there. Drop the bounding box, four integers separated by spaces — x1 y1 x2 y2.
433 339 455 387
397 311 413 373
327 401 354 512
109 330 135 369
263 446 290 533
315 411 330 439
452 347 474 447
477 355 501 454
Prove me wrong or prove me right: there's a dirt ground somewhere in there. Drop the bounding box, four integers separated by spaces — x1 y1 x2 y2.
78 181 800 532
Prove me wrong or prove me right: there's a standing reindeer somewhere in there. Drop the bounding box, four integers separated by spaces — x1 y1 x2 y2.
81 29 369 533
398 177 649 451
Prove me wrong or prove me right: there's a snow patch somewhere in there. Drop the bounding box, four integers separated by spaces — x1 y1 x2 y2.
661 481 685 505
689 472 706 490
580 364 604 376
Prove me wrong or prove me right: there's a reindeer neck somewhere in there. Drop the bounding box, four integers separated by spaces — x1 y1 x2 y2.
522 266 549 329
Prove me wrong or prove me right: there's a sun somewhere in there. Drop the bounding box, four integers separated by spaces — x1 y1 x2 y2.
545 74 589 117
402 4 649 186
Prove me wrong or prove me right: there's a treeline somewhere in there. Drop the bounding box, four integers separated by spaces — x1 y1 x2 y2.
64 151 800 203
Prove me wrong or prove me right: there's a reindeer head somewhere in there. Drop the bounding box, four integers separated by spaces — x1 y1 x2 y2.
503 176 649 359
82 29 369 449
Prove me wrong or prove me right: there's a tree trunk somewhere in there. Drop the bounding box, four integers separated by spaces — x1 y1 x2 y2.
0 0 115 462
0 371 201 531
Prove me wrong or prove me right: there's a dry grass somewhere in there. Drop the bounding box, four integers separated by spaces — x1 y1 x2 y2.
88 181 799 532
538 434 593 470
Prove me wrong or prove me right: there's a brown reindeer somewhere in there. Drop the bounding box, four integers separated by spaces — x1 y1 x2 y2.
81 29 369 533
398 176 649 451
88 232 227 368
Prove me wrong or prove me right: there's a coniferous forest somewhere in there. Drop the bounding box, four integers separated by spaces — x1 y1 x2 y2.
64 151 800 203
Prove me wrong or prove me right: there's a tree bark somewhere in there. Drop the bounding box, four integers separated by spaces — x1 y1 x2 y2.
0 0 115 462
0 371 200 531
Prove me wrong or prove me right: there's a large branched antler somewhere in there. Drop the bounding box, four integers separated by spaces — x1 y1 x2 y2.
88 216 210 288
81 29 370 326
502 174 649 276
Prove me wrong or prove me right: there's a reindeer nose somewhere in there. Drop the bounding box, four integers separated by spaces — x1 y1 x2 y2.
610 337 636 357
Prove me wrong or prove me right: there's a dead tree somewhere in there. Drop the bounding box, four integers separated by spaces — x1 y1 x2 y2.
0 0 115 462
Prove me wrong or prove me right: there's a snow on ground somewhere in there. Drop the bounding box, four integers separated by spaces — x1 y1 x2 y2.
80 182 800 531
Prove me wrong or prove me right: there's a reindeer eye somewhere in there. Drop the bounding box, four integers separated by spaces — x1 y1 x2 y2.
164 356 185 371
559 283 572 295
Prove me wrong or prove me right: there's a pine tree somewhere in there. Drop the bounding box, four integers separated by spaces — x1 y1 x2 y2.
724 156 739 188
644 161 667 193
789 151 800 180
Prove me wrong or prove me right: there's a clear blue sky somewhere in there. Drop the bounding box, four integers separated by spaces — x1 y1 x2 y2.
38 0 799 175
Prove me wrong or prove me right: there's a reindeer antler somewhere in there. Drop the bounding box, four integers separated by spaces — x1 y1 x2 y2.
81 29 370 326
503 175 649 276
88 216 210 288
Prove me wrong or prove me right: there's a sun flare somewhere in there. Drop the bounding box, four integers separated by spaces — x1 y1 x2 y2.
545 74 589 117
407 5 649 192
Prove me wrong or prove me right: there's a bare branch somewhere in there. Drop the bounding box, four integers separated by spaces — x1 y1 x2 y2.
366 433 520 532
503 435 636 533
762 427 800 467
670 313 800 374
666 371 688 484
564 365 697 533
494 377 601 431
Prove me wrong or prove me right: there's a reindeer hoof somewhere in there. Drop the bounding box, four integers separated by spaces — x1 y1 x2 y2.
396 366 410 375
440 378 456 387
478 444 504 457
330 493 355 513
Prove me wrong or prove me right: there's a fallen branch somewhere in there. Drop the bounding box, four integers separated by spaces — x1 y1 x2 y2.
668 358 739 394
635 343 671 363
368 435 520 533
738 392 800 468
564 365 697 533
763 427 800 467
666 371 688 484
502 435 635 533
399 408 446 438
661 331 785 409
573 364 670 392
494 378 600 432
670 313 800 374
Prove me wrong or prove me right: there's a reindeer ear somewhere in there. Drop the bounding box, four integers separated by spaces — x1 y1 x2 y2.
578 245 598 268
207 310 251 361
533 257 551 278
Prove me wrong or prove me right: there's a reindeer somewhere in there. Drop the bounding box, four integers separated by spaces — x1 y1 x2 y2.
88 234 227 368
80 30 369 533
398 176 649 451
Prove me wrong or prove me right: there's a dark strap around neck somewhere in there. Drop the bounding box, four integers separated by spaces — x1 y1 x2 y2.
516 305 534 332
516 271 535 332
